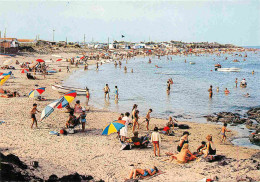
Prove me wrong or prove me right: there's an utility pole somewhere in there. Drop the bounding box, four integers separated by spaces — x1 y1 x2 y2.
52 29 55 42
108 37 109 49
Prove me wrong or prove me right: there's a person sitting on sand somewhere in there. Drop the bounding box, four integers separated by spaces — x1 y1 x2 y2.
201 135 216 157
220 123 230 144
169 144 196 163
27 73 37 80
74 100 82 113
168 116 178 129
177 131 190 152
66 111 76 128
196 141 206 154
127 166 158 180
151 127 161 157
161 123 171 135
131 131 142 146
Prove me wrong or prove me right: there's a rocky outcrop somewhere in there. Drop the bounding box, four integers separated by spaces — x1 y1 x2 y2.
0 152 104 182
249 128 260 146
205 112 246 124
247 107 260 123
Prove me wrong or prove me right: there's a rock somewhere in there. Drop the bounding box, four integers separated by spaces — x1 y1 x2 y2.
236 175 254 182
2 154 28 169
218 160 228 166
178 124 190 129
47 174 59 182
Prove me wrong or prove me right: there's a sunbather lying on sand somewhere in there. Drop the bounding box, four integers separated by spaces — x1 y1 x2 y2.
126 166 158 180
0 91 20 98
168 144 196 163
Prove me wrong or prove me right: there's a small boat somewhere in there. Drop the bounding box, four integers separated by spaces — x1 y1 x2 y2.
52 84 86 95
189 62 196 65
217 68 240 72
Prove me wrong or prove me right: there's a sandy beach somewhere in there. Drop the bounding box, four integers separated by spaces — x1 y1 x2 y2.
0 51 259 182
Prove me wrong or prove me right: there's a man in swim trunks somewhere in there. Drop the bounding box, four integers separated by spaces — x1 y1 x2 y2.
31 103 40 129
145 109 152 131
104 84 110 99
167 81 171 95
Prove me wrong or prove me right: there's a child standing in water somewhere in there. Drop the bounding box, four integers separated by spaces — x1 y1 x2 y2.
235 78 238 87
220 123 230 144
151 127 161 157
145 109 153 131
31 103 40 129
114 86 119 100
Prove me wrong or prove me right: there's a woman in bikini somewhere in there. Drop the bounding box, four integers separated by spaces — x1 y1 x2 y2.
132 110 139 132
86 87 90 105
127 166 158 179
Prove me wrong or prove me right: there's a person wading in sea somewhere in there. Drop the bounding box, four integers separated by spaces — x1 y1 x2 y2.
208 85 213 98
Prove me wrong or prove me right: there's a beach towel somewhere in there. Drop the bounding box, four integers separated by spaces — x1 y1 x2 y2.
139 170 165 180
0 121 5 124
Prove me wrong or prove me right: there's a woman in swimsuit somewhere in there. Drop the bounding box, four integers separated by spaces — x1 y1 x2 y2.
132 110 139 132
127 166 158 179
177 131 190 152
202 135 216 157
74 100 82 113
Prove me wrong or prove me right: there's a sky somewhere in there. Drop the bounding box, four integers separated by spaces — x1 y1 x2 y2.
0 0 259 46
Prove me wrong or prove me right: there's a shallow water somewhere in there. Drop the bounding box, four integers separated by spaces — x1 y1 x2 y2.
64 50 260 149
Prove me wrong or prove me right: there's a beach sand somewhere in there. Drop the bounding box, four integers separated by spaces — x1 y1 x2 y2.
0 53 259 182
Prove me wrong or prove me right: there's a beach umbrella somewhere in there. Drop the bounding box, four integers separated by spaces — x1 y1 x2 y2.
56 59 62 62
113 120 126 125
36 59 44 63
0 74 11 86
57 90 77 109
21 68 29 73
40 98 64 121
29 87 46 98
80 56 85 60
102 122 125 135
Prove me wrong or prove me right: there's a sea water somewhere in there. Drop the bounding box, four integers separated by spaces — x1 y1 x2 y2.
64 50 260 149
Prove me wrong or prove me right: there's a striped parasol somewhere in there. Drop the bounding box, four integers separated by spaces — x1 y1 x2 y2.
40 98 64 121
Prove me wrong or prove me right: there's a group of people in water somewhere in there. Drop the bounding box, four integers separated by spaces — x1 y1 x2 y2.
208 78 249 98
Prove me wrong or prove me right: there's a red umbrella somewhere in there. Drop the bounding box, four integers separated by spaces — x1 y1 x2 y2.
80 56 85 60
56 59 62 62
36 59 44 62
21 68 29 73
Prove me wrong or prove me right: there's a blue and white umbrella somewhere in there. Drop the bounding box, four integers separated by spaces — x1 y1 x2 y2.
40 97 64 121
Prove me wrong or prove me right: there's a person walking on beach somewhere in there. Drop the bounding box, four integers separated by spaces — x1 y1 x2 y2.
145 109 153 131
124 66 127 73
114 86 119 100
96 62 99 70
31 103 40 129
151 127 161 157
67 66 70 73
104 84 110 99
235 78 238 88
86 87 90 105
220 123 230 144
208 85 213 98
132 110 140 132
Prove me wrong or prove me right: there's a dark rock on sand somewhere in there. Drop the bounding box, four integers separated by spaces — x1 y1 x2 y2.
178 124 190 129
249 129 260 146
0 152 102 182
236 175 255 182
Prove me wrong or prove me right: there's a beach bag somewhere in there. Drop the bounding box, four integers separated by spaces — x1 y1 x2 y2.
121 143 132 150
178 124 189 129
